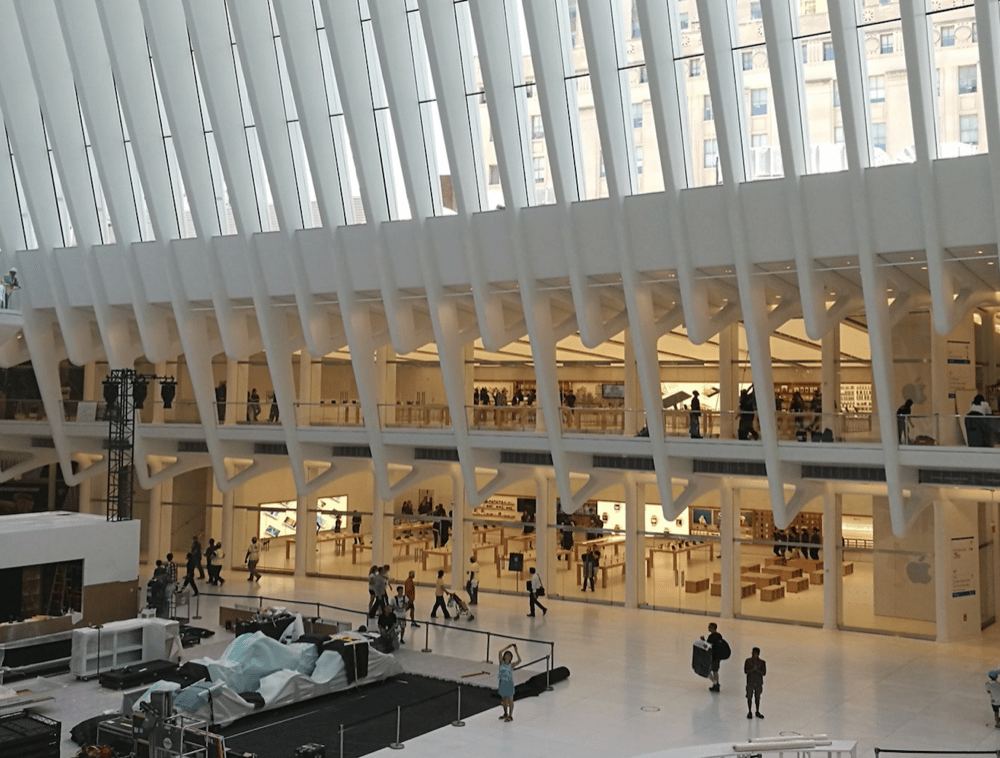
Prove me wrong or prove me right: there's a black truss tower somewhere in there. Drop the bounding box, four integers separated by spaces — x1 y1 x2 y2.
105 368 137 521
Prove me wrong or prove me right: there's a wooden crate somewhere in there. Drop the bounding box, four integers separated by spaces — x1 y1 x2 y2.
786 576 810 593
764 557 787 567
809 570 824 585
760 585 785 602
761 566 802 581
710 582 722 597
742 572 780 588
842 562 854 576
740 582 757 599
685 577 710 593
740 563 761 574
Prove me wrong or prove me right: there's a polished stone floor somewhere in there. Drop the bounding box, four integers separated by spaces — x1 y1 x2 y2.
38 573 1000 758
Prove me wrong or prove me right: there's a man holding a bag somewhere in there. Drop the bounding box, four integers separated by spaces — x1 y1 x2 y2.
527 566 547 617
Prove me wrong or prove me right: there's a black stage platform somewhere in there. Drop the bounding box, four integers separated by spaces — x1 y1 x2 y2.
221 674 498 758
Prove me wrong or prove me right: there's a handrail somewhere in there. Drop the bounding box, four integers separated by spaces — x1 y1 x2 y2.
202 590 556 669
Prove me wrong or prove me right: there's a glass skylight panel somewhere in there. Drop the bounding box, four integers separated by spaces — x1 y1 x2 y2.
792 1 846 174
860 17 914 164
927 4 984 156
7 132 35 250
331 114 364 224
671 0 714 188
514 1 554 206
454 0 496 209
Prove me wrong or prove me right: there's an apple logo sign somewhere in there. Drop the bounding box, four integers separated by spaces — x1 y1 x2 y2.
906 555 932 584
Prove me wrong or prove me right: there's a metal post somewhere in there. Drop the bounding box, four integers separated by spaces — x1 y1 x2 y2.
544 655 553 691
452 686 466 727
483 632 491 662
340 724 344 758
389 705 404 749
421 621 431 653
192 592 201 620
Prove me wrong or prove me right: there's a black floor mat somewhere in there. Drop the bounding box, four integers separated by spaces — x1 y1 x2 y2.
221 675 499 758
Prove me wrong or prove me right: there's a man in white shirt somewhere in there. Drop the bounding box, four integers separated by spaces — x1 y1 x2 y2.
527 567 547 617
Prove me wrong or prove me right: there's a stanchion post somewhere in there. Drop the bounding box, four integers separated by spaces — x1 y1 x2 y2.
544 655 553 691
421 621 431 653
339 724 344 758
193 592 202 620
483 632 491 663
389 705 404 749
452 685 466 727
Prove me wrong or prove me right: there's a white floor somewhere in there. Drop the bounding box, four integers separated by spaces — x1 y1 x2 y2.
38 573 1000 758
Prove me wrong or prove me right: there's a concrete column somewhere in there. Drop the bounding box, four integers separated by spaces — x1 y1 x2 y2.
719 481 736 619
449 468 466 594
623 476 643 608
296 483 318 577
822 485 842 630
371 475 393 567
148 460 163 563
160 475 174 557
719 323 739 439
296 352 312 426
623 330 641 436
374 346 397 427
220 482 235 573
534 472 556 592
930 328 960 445
934 498 982 642
224 360 239 425
463 343 475 429
821 326 841 435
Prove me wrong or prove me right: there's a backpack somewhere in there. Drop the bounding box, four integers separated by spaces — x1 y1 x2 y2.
714 637 731 660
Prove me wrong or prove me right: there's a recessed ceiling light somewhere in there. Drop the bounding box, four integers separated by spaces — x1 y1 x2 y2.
921 266 927 270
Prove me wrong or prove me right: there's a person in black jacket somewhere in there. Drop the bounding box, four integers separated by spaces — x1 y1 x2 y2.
181 552 199 596
703 622 725 692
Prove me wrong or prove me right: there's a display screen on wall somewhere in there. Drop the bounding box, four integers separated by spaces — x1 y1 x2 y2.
258 496 348 539
601 383 625 399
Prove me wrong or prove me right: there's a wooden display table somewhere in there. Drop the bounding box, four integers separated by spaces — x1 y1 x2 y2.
351 542 372 564
787 558 822 572
742 572 780 589
741 563 761 574
760 585 785 601
422 546 452 571
809 570 824 585
576 554 626 587
286 531 352 559
644 541 715 575
712 581 757 598
685 577 710 593
761 566 802 581
505 534 536 555
786 576 810 592
472 525 504 544
572 535 626 562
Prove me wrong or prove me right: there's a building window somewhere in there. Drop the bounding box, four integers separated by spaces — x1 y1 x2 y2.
959 65 977 95
489 164 500 185
833 82 840 108
834 126 844 144
742 51 753 71
751 134 769 148
639 65 648 83
940 25 955 47
704 138 718 168
936 68 941 96
631 0 641 38
751 88 768 116
526 84 535 98
960 115 979 147
869 75 885 103
635 146 643 174
531 115 544 140
823 41 834 61
690 59 701 77
679 12 689 31
704 95 713 121
880 33 893 55
801 42 809 64
599 153 605 177
533 157 545 183
871 122 886 152
633 103 644 129
802 0 816 14
750 2 762 20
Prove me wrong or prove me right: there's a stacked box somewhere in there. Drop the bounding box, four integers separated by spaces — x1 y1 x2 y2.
0 711 60 758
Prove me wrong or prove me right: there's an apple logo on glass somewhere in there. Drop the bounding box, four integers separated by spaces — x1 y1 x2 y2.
906 555 932 584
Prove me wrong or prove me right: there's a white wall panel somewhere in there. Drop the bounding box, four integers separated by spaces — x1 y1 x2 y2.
426 216 472 288
867 165 925 254
625 193 678 274
132 242 174 306
801 174 858 263
93 247 137 308
743 181 798 266
172 240 217 305
934 157 994 247
570 200 621 277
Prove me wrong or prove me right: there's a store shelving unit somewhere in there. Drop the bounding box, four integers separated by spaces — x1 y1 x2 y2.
70 618 179 680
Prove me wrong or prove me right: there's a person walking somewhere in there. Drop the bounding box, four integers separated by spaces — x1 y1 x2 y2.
204 539 217 585
210 541 226 586
180 552 199 596
404 570 419 627
245 537 262 582
897 398 913 444
702 622 729 692
430 569 451 620
987 669 1000 728
367 565 379 617
390 585 411 644
164 553 178 592
689 390 702 438
497 643 521 722
744 647 766 719
466 556 479 605
526 566 547 617
190 536 205 580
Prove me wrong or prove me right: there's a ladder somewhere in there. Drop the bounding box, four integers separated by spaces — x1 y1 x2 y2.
47 564 67 616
